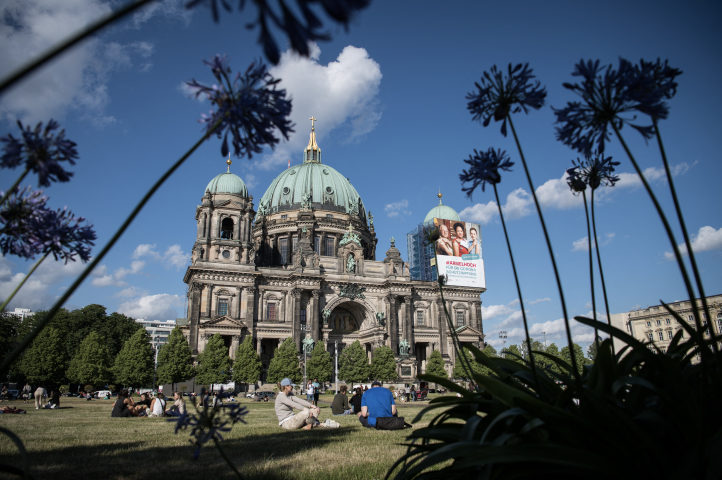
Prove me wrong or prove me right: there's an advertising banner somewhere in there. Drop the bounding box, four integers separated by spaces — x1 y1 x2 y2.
433 218 485 288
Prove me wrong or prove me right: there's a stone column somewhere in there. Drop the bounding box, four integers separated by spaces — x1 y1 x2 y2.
259 289 265 321
293 290 302 353
476 301 484 336
280 290 287 322
405 296 414 355
388 295 398 354
204 213 210 238
437 299 447 356
197 214 204 238
234 287 242 319
246 286 256 323
205 285 214 318
189 283 202 354
230 335 241 359
210 288 217 318
311 290 320 342
210 213 218 239
256 335 262 355
233 215 240 241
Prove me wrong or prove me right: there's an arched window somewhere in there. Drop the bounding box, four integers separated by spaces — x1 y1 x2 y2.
221 218 234 239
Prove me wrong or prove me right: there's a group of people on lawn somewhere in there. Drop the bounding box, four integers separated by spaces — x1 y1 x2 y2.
276 378 403 431
110 390 186 418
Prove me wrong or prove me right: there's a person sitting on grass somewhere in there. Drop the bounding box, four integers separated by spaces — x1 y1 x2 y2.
111 389 145 417
148 392 166 417
351 387 363 414
136 393 152 416
358 381 396 429
331 385 353 415
165 392 186 417
275 378 321 430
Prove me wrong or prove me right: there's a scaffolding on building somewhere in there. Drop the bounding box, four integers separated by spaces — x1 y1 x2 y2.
406 221 438 282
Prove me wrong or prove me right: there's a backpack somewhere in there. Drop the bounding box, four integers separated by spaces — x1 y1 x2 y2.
374 416 410 430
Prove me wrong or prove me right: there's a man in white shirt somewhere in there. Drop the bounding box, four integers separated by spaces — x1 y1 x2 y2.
275 378 320 430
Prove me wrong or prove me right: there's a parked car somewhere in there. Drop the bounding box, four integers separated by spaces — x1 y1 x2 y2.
3 389 19 400
95 390 112 399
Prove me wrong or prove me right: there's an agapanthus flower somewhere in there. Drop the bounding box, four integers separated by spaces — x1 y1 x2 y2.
553 58 681 155
186 56 294 159
0 186 96 262
566 151 620 196
460 148 514 197
1 119 78 187
466 63 547 137
184 0 370 64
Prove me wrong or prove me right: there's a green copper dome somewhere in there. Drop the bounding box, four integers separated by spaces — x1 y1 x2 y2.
423 193 460 223
205 172 248 197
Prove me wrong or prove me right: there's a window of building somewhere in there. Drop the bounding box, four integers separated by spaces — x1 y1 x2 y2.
220 218 234 239
703 313 707 320
326 214 333 218
292 236 297 252
668 331 673 340
646 321 651 327
279 238 288 264
703 320 709 336
300 309 306 325
656 320 661 326
658 332 664 341
281 214 287 219
268 303 276 320
314 237 320 255
688 315 694 322
222 250 230 258
456 311 464 327
661 347 666 353
324 237 334 256
665 318 671 324
218 299 228 316
416 310 423 326
647 333 654 342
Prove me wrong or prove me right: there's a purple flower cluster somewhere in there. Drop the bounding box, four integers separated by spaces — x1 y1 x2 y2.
566 151 620 195
168 391 247 460
460 148 514 197
186 56 294 159
1 119 78 187
0 186 96 262
185 0 370 64
466 63 547 137
553 58 682 155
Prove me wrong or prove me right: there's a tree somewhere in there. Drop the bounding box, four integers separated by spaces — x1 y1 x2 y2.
453 347 484 380
156 327 195 390
306 342 333 383
66 331 112 387
21 327 69 387
369 345 397 383
266 337 301 384
179 385 187 393
232 336 262 387
587 337 603 363
196 334 232 387
425 350 447 379
560 342 586 376
338 340 369 386
114 328 155 389
504 344 523 363
541 343 563 376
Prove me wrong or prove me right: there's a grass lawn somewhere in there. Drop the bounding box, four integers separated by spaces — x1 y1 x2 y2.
0 396 437 479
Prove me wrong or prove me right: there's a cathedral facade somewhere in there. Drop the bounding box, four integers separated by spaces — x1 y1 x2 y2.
180 123 486 383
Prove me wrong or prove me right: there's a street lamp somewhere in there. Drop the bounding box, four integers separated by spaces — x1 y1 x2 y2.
542 331 546 348
334 340 339 394
499 331 507 358
152 335 160 391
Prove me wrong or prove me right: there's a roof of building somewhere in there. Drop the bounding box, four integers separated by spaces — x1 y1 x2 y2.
204 156 249 197
257 125 365 216
423 192 460 223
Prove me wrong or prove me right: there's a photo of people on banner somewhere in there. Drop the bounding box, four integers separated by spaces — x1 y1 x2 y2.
433 218 486 289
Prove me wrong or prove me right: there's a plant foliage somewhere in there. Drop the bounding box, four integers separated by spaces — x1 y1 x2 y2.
195 334 232 387
306 341 333 383
370 345 398 383
338 340 369 385
266 337 301 384
157 327 195 390
232 336 262 386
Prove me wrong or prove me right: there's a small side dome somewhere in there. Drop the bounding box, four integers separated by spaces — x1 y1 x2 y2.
205 172 248 197
423 192 460 223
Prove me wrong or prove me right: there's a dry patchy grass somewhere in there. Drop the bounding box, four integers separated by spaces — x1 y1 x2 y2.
0 397 437 480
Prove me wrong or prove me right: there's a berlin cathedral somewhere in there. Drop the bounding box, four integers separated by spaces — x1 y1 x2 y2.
180 119 486 383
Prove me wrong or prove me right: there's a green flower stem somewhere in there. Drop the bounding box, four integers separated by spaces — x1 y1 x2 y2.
653 120 718 359
0 426 31 480
213 438 243 479
506 114 579 381
610 123 708 364
0 252 49 313
0 0 158 95
493 183 539 391
590 188 613 355
582 192 599 351
433 249 477 391
0 121 220 377
0 168 30 207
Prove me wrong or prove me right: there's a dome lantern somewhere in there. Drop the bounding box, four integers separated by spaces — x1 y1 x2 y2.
303 116 322 163
423 190 460 223
204 156 249 197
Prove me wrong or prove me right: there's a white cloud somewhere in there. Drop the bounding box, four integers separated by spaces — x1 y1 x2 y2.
114 286 146 298
481 304 516 320
250 43 382 170
535 173 583 211
132 243 188 269
614 162 696 190
572 236 593 252
117 293 184 320
529 298 551 305
0 256 87 310
664 226 722 260
91 260 144 287
133 244 160 260
458 201 498 225
502 188 533 220
385 199 410 218
129 0 192 29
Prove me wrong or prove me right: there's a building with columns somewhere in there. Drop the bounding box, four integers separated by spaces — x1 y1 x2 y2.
181 121 486 383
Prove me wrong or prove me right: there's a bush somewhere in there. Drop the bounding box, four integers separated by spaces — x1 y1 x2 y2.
388 385 395 392
58 385 69 393
83 384 93 393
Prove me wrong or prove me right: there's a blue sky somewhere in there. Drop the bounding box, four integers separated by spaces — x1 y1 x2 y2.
1 0 721 352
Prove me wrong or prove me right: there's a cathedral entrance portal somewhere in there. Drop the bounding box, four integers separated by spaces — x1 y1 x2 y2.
329 306 361 333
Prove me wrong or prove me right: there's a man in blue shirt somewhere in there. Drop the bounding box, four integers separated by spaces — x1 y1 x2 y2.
358 381 396 428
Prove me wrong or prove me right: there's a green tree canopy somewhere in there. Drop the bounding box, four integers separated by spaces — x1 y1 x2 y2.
114 328 155 389
232 336 262 386
306 341 332 383
156 327 195 390
66 331 113 387
541 343 564 376
266 337 301 384
452 347 486 380
560 342 587 376
338 340 369 385
504 344 523 363
425 349 447 380
369 345 397 383
196 334 232 386
21 327 69 387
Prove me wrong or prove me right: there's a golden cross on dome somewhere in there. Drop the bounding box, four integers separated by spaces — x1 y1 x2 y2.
347 223 354 234
309 116 317 131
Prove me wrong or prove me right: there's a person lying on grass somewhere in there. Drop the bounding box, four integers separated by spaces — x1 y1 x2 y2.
275 378 321 430
110 389 146 417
